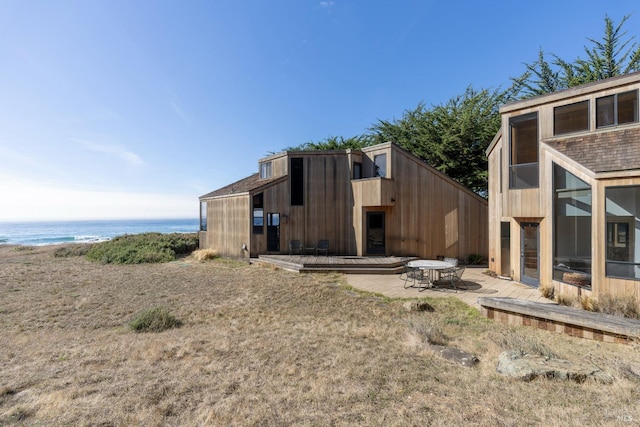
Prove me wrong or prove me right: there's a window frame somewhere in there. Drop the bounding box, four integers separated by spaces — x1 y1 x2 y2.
353 162 362 179
596 90 639 128
553 100 589 135
605 185 640 280
374 154 387 178
199 200 207 231
260 161 272 179
552 163 592 288
290 157 304 206
252 193 264 234
508 112 539 189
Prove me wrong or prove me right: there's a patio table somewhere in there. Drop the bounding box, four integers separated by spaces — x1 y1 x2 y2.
407 260 455 286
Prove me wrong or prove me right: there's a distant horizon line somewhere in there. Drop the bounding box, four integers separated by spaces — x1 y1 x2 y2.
0 217 199 224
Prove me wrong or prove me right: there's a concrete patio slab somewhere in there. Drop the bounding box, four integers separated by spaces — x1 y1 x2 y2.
345 266 554 309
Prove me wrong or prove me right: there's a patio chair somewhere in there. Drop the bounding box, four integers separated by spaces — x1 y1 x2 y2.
400 261 423 289
439 266 467 291
316 239 329 256
289 240 302 255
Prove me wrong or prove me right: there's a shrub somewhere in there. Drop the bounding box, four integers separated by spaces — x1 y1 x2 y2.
539 283 555 300
467 254 484 265
409 317 448 346
128 306 182 333
52 244 93 258
193 248 220 261
555 293 578 307
86 233 198 264
592 294 640 319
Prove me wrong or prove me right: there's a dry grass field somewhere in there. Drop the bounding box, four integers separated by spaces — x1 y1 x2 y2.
1 244 640 426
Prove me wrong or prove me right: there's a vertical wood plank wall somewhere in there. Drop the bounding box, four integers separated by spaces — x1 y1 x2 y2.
206 194 250 259
384 147 488 261
487 137 502 274
204 143 489 262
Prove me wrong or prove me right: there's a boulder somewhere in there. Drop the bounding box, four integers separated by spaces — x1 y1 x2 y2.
430 345 480 367
497 350 614 384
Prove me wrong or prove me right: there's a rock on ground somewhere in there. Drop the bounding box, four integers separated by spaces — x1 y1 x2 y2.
403 300 434 312
429 345 480 367
497 350 614 384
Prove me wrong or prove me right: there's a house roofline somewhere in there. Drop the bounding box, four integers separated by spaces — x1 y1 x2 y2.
199 174 287 200
500 71 640 113
486 129 502 156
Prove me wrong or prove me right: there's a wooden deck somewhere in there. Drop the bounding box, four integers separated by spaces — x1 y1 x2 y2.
255 255 415 274
256 255 549 309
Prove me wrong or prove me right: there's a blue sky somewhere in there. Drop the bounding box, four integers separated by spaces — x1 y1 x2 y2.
0 1 638 220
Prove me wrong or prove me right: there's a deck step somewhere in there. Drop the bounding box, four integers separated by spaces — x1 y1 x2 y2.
254 255 414 274
479 297 640 343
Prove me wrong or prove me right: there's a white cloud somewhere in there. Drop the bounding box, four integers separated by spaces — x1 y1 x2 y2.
319 1 335 7
72 138 144 166
0 175 196 221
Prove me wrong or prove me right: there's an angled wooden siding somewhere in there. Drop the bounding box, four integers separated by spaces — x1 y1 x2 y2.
252 152 358 255
293 153 356 254
382 146 488 261
202 194 250 259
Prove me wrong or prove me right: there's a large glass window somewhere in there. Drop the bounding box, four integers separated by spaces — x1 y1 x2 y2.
509 112 538 189
290 157 304 206
374 154 387 177
554 100 589 135
199 201 207 231
597 90 638 128
605 186 640 279
553 164 592 287
252 193 264 234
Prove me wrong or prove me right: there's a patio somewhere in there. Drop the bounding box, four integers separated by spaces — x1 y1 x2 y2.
346 267 553 309
255 255 552 310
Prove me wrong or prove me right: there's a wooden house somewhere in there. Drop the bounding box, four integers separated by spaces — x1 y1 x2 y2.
487 72 640 302
199 142 488 261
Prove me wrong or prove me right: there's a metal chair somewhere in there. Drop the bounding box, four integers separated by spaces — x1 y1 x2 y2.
439 266 467 291
289 240 302 255
401 261 424 289
316 239 329 256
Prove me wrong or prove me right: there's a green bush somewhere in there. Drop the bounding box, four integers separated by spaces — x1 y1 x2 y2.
467 254 484 265
85 233 198 264
128 306 182 333
52 244 93 258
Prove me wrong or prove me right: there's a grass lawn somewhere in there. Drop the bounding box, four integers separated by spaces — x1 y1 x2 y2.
1 244 639 425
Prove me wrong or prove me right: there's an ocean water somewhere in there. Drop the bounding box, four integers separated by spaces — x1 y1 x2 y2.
0 218 199 246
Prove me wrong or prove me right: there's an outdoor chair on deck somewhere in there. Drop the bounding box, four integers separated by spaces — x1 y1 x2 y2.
439 266 467 291
316 239 329 256
400 261 424 289
289 240 302 255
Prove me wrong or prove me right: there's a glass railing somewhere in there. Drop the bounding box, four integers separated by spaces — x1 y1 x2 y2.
509 163 539 189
